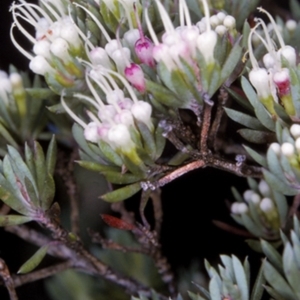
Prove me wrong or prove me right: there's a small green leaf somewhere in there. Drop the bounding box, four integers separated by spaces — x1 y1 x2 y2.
263 260 295 300
145 79 182 108
25 88 55 99
250 261 265 300
101 183 141 203
76 160 120 173
224 108 265 130
244 146 267 168
261 240 283 274
0 215 32 226
102 171 141 185
18 245 49 274
263 169 298 196
238 129 275 144
232 255 249 300
46 135 57 175
98 140 123 167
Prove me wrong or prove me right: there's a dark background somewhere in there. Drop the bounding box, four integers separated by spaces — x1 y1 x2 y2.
0 0 296 299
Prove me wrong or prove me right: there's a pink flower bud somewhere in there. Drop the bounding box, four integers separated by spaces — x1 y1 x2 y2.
273 68 290 96
135 37 155 67
124 63 146 93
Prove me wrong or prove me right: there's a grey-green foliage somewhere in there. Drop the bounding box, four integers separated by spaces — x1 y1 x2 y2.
262 216 300 300
0 66 55 155
0 137 56 226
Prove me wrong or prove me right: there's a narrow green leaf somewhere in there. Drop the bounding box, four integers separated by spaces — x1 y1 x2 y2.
241 77 275 131
220 255 234 282
39 173 55 210
18 245 49 274
46 135 57 175
272 191 288 226
0 122 18 148
238 129 275 144
243 146 267 168
76 161 120 173
263 169 298 196
102 171 141 185
135 121 156 160
225 108 265 130
250 261 265 300
209 276 222 300
25 88 55 99
220 42 242 82
264 285 286 300
261 240 283 274
283 243 300 297
0 215 32 226
145 79 182 108
154 125 166 160
101 183 141 203
232 255 249 300
98 140 123 167
263 261 295 300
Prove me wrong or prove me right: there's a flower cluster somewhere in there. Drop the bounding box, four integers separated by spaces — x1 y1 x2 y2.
62 67 163 178
231 179 287 240
248 8 297 117
10 0 85 93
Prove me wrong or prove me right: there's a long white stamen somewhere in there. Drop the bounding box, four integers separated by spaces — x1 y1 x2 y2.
89 71 112 95
10 24 34 60
179 0 184 27
86 111 103 125
61 94 87 128
12 3 53 24
145 8 159 45
66 6 93 51
180 0 192 27
154 0 175 33
40 0 61 20
85 73 106 108
248 23 261 69
257 7 285 48
199 0 211 31
73 93 100 109
73 3 111 42
13 5 39 26
103 69 139 103
13 13 37 44
17 1 44 21
89 73 122 113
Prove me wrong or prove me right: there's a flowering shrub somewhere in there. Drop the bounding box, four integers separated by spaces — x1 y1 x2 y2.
1 0 300 299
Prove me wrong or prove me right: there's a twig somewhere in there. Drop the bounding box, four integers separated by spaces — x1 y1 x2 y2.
0 258 18 300
56 149 80 237
212 220 255 238
5 225 166 299
199 101 213 155
89 229 147 254
155 160 206 188
151 189 163 236
12 261 73 288
209 88 228 150
289 193 300 218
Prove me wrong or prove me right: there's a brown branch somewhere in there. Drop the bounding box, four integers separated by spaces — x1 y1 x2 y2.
212 220 255 238
6 223 166 299
12 261 73 288
289 193 300 218
155 160 206 188
56 149 80 237
151 189 163 236
0 258 18 300
209 88 228 151
199 102 213 155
